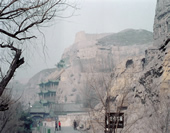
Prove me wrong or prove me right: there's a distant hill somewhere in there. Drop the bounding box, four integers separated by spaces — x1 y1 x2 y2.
26 68 56 88
16 68 56 105
97 29 153 46
8 80 25 99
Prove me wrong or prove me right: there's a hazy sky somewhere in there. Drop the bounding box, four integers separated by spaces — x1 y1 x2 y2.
16 0 157 83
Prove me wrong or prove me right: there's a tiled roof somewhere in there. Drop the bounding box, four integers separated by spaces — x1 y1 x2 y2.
39 79 60 87
40 100 48 104
30 101 49 114
49 90 56 92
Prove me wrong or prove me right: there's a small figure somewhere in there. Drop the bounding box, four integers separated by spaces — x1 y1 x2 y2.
58 121 61 130
55 121 58 131
73 120 77 130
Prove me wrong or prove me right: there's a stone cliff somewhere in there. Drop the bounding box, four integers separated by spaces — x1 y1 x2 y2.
106 1 170 132
153 0 170 46
38 29 153 104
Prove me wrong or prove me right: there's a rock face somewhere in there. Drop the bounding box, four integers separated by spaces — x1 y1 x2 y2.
48 29 153 104
153 0 170 46
107 1 170 132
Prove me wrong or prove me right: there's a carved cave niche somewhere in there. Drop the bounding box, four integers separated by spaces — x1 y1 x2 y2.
126 59 134 68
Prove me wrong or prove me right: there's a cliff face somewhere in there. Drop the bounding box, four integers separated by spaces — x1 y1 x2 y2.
108 1 170 132
23 29 153 105
155 0 170 96
153 0 170 46
42 29 152 103
62 30 152 74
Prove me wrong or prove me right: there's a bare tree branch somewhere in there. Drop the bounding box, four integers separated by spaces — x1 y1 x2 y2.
0 0 76 100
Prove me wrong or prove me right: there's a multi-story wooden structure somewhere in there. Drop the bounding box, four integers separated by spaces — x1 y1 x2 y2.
38 79 60 108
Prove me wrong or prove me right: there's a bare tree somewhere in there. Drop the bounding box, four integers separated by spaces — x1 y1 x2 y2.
82 70 125 133
0 0 76 110
82 58 142 133
0 89 23 133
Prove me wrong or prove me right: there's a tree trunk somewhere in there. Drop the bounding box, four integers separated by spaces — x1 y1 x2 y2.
0 49 24 96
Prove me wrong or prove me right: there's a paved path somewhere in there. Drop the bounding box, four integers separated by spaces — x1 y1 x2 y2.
56 127 83 133
32 126 85 133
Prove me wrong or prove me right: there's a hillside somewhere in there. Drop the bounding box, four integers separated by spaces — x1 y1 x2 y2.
97 29 153 46
22 68 56 104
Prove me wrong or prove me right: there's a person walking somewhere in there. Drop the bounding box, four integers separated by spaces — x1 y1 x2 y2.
58 121 61 130
55 121 58 131
73 120 77 130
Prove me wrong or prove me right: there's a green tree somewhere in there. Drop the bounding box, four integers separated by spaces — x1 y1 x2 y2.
17 112 33 133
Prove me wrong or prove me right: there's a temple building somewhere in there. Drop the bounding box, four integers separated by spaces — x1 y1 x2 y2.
38 79 60 108
30 101 49 121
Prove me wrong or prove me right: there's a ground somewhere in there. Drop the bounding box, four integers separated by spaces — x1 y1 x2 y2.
57 127 83 133
32 126 86 133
